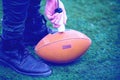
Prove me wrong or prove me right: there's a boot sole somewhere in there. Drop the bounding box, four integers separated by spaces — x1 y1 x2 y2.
0 59 52 76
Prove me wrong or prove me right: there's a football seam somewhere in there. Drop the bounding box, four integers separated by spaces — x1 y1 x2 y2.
36 38 89 50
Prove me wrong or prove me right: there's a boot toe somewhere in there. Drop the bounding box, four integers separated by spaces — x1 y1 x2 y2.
19 55 52 76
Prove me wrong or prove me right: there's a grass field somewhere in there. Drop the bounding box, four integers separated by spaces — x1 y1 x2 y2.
0 0 120 80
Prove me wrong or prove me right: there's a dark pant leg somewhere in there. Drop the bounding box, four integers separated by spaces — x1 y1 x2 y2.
27 0 42 18
24 0 50 45
25 0 43 31
2 0 30 40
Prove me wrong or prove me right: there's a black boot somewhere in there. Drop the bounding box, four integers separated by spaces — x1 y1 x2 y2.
0 37 51 76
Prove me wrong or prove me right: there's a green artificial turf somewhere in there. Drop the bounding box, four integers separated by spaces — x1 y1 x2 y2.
0 0 120 80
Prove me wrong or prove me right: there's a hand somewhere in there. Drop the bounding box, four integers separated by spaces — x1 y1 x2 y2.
45 0 67 28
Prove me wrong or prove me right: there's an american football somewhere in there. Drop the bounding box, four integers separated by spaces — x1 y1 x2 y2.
35 29 91 63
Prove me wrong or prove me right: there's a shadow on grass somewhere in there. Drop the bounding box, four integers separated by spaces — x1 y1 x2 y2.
41 58 83 67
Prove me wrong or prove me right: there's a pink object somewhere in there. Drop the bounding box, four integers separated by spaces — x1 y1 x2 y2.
45 0 67 28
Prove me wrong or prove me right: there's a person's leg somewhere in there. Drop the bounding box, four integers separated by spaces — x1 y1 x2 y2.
0 0 51 76
24 0 51 46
